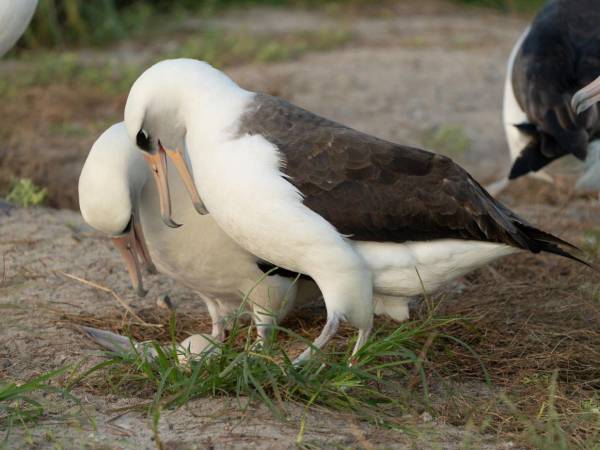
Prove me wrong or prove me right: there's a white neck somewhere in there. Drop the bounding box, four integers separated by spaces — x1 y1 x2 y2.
182 83 253 145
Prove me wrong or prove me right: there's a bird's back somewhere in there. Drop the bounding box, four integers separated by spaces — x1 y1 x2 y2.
238 93 581 261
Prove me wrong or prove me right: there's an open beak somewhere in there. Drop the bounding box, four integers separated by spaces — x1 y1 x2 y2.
142 142 208 229
572 76 600 115
111 216 152 298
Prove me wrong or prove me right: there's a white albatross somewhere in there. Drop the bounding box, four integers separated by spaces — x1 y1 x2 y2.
489 0 600 196
123 58 590 364
79 123 321 358
78 123 520 360
0 0 37 57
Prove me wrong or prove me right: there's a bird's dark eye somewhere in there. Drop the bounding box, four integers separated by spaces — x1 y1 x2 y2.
136 129 151 152
123 216 133 233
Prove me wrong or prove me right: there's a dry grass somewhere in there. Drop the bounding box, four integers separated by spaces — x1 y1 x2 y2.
51 189 600 447
56 255 600 445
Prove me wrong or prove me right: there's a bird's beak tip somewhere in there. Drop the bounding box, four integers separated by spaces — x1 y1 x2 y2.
161 215 182 228
193 201 209 215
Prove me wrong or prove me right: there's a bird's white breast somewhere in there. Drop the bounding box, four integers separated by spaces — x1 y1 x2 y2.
138 161 265 302
187 132 362 277
185 130 374 328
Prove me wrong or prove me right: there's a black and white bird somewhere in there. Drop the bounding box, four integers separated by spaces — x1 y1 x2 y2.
123 58 589 364
0 0 37 57
494 0 600 195
79 123 320 355
79 122 510 360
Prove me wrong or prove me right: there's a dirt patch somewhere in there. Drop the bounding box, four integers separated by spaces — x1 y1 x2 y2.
0 85 124 209
2 194 598 448
1 206 523 449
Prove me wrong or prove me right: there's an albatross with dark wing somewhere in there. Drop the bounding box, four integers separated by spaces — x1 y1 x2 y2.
494 0 600 195
123 59 591 364
79 123 320 357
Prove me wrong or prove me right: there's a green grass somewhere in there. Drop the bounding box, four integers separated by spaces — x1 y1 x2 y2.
0 367 75 445
421 124 471 159
11 0 546 53
74 312 464 432
5 179 47 207
169 28 352 66
452 0 544 13
0 27 352 98
16 0 366 51
72 309 600 448
583 228 600 255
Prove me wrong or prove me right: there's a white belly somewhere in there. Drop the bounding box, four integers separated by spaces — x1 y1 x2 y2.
354 239 517 297
139 162 295 312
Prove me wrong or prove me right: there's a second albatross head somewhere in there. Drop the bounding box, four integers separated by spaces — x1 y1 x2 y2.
79 123 157 297
123 59 253 226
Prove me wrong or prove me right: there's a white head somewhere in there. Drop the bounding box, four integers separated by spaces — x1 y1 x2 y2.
79 123 147 235
79 122 155 296
124 58 241 151
123 59 248 226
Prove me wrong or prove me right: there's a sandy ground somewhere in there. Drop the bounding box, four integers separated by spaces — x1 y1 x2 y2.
1 2 599 449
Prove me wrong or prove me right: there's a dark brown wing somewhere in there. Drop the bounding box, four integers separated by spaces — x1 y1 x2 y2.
237 93 584 260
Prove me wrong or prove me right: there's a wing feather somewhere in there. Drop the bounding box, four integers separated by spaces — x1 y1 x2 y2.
236 94 579 256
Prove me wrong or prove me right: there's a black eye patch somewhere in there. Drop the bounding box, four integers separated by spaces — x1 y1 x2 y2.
136 129 151 152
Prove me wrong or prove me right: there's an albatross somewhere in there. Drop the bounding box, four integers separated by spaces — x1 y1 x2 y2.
123 58 590 364
492 0 600 195
79 122 320 352
0 0 37 57
79 122 514 359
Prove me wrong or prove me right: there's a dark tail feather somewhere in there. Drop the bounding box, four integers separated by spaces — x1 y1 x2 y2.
508 139 556 180
515 223 595 270
517 223 580 250
534 241 595 270
508 140 557 179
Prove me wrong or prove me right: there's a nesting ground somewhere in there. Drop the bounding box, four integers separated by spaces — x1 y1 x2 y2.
1 2 600 448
